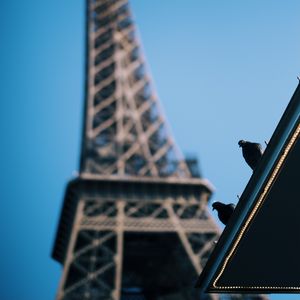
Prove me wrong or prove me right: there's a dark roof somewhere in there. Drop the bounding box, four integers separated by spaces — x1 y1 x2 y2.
196 82 300 293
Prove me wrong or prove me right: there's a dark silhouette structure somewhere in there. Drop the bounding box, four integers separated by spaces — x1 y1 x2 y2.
197 83 300 295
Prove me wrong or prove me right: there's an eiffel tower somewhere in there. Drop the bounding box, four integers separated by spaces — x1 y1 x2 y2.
52 1 267 299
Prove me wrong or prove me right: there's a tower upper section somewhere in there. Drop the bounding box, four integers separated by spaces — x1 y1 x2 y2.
80 0 191 178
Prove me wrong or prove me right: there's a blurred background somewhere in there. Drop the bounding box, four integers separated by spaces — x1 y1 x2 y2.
0 0 299 299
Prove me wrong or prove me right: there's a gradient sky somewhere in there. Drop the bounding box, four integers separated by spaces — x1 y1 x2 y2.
0 1 299 299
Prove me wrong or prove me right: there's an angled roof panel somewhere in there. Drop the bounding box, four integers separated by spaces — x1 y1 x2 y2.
196 82 300 294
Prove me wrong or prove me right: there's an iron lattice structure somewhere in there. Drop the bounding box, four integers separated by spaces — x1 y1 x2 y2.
80 0 190 178
52 1 267 300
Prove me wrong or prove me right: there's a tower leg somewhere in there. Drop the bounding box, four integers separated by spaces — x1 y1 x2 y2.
113 201 125 300
56 201 85 300
56 200 125 300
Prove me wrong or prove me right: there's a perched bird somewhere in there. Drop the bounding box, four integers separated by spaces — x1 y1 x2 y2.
212 202 235 225
238 140 263 170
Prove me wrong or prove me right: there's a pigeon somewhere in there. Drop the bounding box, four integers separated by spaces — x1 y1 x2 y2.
238 140 263 170
212 201 235 225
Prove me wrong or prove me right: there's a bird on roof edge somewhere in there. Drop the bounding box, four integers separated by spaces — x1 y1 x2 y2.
238 140 263 171
212 202 235 226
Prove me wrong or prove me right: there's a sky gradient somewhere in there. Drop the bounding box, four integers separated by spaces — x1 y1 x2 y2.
0 1 299 299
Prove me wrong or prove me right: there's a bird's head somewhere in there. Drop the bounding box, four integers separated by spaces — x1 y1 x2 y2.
238 140 246 147
212 201 224 211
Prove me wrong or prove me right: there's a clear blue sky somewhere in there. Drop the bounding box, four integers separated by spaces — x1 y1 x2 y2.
0 1 299 299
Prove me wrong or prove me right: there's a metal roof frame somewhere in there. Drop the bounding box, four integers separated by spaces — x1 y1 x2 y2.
196 82 300 294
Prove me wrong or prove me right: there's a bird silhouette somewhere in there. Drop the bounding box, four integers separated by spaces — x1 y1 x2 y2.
238 140 263 170
212 202 235 225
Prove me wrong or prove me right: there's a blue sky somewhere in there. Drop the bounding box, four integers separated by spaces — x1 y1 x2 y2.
0 1 299 299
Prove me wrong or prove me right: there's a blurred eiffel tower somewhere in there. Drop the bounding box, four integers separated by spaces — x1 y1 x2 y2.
52 1 267 299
